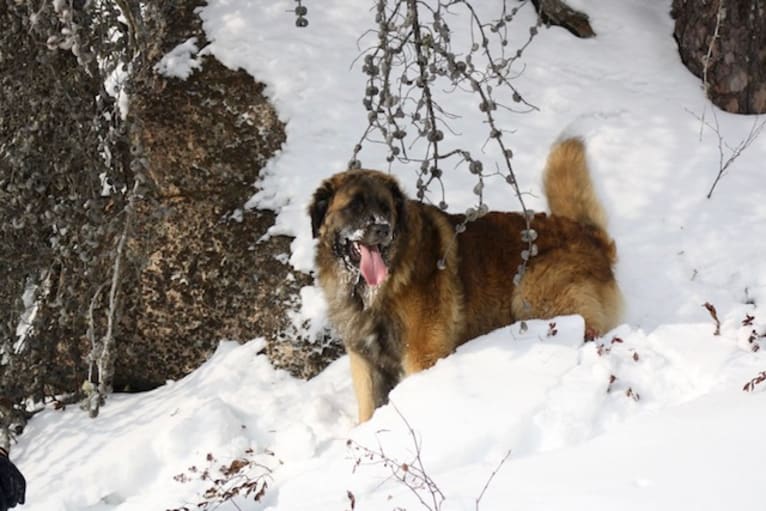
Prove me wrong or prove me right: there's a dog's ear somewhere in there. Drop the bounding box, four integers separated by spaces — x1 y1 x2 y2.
309 178 336 238
387 178 407 224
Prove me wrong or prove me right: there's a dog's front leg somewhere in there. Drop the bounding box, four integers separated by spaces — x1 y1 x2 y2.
348 348 399 422
348 350 376 422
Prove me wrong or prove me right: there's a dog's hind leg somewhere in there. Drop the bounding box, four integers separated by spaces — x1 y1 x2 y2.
512 260 623 337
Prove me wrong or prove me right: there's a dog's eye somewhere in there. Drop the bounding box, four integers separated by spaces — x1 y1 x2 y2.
379 202 390 216
348 195 364 212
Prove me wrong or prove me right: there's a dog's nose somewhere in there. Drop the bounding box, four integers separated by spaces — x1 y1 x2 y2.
370 223 390 240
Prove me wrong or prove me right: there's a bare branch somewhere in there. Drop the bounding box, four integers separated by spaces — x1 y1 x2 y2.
347 404 445 510
698 0 725 140
705 114 766 198
347 404 514 510
351 0 542 284
83 180 141 418
474 449 512 510
686 107 766 198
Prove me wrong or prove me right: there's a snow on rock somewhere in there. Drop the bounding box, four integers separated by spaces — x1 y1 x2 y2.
153 37 204 80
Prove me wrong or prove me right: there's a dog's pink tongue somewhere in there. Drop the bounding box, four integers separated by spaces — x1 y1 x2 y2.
358 244 388 286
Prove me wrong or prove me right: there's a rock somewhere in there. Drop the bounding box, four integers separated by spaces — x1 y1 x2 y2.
672 0 766 114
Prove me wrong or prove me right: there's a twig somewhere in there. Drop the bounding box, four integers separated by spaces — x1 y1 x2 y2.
698 0 725 140
347 403 514 510
689 0 765 197
703 301 721 336
169 449 273 511
743 371 766 392
86 281 108 384
113 0 146 56
705 113 766 198
351 0 541 284
393 404 445 511
475 449 512 510
686 108 766 199
347 403 445 510
88 179 140 417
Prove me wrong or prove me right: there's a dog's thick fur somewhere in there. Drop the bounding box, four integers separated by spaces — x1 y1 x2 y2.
309 138 622 422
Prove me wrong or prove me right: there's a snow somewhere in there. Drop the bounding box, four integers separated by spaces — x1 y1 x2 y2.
12 279 39 351
11 0 766 510
153 37 203 80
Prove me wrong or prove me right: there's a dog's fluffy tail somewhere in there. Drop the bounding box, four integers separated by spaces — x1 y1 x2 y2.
543 137 608 233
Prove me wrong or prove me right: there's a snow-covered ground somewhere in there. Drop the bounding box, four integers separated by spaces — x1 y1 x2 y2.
12 0 766 510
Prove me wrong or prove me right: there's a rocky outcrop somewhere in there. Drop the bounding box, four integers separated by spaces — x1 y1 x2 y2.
672 0 766 114
1 0 342 426
121 54 340 388
117 3 342 389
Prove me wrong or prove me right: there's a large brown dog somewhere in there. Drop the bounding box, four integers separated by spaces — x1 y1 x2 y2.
309 138 622 422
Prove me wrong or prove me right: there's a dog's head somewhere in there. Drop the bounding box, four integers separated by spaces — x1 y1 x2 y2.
309 170 406 288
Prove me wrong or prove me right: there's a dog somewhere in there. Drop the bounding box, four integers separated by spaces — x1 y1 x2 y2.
309 138 622 422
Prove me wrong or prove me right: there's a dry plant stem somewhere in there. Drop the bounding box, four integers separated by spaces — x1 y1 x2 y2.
474 449 512 511
347 403 445 510
113 0 145 54
348 1 407 168
742 370 766 392
699 0 724 140
86 281 108 383
686 106 766 199
393 404 445 511
351 0 541 284
429 42 536 280
705 112 766 198
703 301 721 335
688 0 765 199
347 404 513 511
409 0 442 175
169 450 272 511
90 180 140 417
100 181 139 392
454 0 538 110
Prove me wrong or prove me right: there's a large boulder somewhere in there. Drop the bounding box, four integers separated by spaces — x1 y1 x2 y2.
0 0 342 428
117 3 342 389
122 54 340 389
